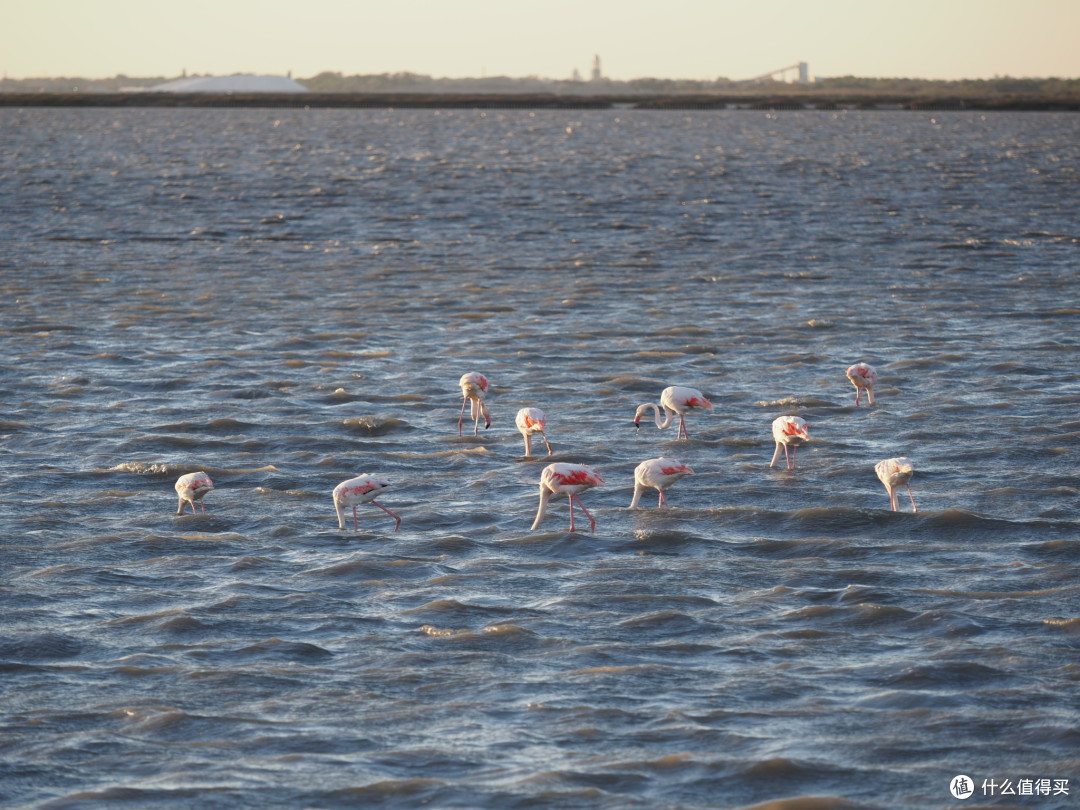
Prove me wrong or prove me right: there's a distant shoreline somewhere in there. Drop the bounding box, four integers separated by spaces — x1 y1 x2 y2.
1 91 1078 111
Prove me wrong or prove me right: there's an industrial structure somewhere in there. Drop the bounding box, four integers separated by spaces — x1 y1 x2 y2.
143 74 309 93
742 62 811 85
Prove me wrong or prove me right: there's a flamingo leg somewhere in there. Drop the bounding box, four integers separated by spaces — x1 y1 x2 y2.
678 414 689 440
189 500 198 515
658 489 670 508
906 485 918 513
854 388 862 406
573 496 597 533
790 446 798 471
567 495 577 532
352 505 360 530
523 433 532 456
371 499 402 532
200 500 207 514
541 432 553 456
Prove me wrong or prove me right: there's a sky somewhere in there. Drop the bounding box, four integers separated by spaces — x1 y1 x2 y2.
3 0 1079 81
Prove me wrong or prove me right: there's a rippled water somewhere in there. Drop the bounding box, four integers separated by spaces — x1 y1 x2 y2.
2 107 1078 809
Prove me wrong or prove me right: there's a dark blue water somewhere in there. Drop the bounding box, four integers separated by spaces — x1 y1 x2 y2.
1 107 1078 809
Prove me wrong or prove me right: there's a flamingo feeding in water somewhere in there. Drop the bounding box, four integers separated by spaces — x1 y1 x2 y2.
629 457 694 508
333 474 401 531
175 471 214 515
531 463 605 533
846 362 878 406
875 457 918 512
769 415 810 471
457 372 492 436
515 407 553 456
633 386 712 440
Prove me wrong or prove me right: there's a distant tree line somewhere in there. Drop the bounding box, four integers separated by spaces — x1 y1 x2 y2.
813 75 1080 96
2 71 1078 97
300 71 1080 96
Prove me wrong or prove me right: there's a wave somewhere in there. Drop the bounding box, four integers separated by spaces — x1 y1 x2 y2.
109 462 282 476
149 418 260 433
737 796 876 810
755 396 834 408
702 505 1080 543
341 416 411 435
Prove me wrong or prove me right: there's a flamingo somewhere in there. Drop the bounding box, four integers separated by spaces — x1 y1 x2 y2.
633 385 713 440
333 474 401 531
875 457 917 512
458 372 492 436
846 362 878 406
515 407 553 456
175 471 213 515
629 457 695 508
531 463 605 533
769 415 810 471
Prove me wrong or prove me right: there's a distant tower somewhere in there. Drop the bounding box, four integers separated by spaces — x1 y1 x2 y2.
798 62 809 84
571 67 583 82
591 55 602 82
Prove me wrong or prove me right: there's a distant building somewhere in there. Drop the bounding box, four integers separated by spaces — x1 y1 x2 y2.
591 55 603 82
142 74 309 93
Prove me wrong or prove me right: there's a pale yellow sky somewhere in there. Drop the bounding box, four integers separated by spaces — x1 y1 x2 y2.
3 0 1078 80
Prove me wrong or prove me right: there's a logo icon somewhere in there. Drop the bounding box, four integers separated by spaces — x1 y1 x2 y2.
950 775 975 799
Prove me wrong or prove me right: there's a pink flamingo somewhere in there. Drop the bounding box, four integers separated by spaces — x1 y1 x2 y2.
531 463 605 533
333 474 401 531
515 407 553 456
769 415 810 471
875 458 918 512
629 458 694 508
457 372 492 436
633 385 712 440
846 362 878 406
175 471 213 515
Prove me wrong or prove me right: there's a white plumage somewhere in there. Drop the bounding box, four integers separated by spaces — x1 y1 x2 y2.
629 458 694 508
175 471 214 515
333 474 401 531
633 385 713 440
875 457 917 512
769 416 810 471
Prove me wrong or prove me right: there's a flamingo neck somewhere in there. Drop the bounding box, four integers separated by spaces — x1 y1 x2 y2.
635 402 674 430
531 487 552 530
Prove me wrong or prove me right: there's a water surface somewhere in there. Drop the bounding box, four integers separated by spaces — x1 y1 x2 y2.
1 107 1078 809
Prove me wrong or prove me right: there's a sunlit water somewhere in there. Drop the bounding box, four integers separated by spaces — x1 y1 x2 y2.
2 107 1078 809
